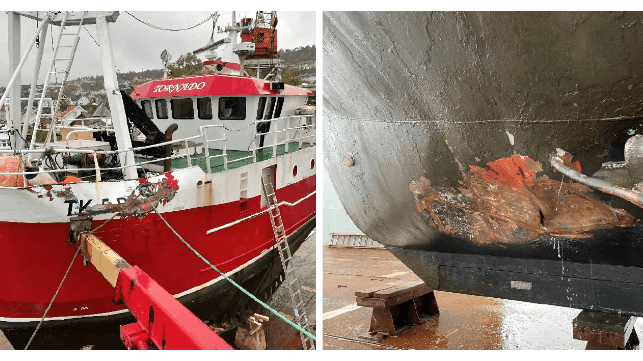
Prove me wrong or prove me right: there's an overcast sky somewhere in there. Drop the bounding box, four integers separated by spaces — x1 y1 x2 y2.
0 11 316 85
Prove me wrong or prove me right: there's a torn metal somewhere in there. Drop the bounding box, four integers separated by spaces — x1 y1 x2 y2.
410 154 636 244
97 172 180 218
551 149 643 209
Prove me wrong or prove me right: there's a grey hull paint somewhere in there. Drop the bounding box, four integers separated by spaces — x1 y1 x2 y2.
323 12 643 266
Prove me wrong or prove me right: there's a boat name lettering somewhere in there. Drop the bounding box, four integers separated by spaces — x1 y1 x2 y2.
65 198 127 216
152 82 206 94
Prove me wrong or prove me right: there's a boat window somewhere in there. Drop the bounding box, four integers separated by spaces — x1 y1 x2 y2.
141 100 153 119
219 97 246 120
155 99 168 119
264 97 276 120
274 97 285 118
256 97 267 120
171 98 194 119
197 97 212 119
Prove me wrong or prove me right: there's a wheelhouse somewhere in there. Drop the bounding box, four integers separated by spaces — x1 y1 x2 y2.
132 73 311 151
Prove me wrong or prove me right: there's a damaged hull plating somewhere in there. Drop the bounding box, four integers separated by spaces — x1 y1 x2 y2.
323 11 643 268
409 154 636 244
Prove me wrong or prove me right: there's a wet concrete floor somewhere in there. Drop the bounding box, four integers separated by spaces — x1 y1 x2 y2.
323 246 643 350
0 230 316 350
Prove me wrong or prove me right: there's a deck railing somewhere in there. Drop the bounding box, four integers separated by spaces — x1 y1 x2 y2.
0 114 315 184
199 114 316 174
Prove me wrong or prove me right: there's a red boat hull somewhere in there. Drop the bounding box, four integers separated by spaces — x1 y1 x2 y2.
0 175 315 327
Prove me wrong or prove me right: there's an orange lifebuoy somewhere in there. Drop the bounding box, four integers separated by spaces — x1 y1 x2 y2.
0 156 27 187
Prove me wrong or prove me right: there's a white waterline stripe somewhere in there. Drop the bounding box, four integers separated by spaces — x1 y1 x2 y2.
205 191 316 235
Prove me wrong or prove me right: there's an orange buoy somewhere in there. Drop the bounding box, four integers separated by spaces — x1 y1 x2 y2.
0 156 26 187
60 176 82 184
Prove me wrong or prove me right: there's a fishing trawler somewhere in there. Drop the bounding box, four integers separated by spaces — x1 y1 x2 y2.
324 12 643 316
0 11 315 345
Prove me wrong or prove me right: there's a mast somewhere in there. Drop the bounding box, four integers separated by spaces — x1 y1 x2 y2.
8 13 21 150
2 12 136 180
21 21 50 151
95 15 138 179
221 12 240 63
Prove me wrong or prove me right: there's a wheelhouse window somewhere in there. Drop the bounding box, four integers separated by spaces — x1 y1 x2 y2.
171 98 194 119
256 97 267 120
219 97 246 120
274 97 285 118
141 100 153 119
155 99 168 119
264 97 276 120
197 97 212 119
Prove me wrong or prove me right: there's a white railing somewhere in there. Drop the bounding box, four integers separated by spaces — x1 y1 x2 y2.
0 134 204 183
253 114 316 160
0 114 316 184
199 114 316 174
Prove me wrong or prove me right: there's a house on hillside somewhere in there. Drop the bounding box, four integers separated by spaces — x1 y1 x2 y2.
59 105 87 126
92 102 110 119
296 60 316 70
77 96 90 107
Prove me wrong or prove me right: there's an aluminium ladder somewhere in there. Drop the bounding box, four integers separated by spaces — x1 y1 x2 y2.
29 11 86 155
261 177 315 350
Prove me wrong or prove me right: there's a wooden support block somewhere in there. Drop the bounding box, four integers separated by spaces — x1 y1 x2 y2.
414 290 440 319
356 282 431 309
573 310 639 349
355 284 398 298
356 282 438 337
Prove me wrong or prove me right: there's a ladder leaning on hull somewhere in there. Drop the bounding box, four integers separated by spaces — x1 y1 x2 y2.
29 11 86 154
261 177 315 350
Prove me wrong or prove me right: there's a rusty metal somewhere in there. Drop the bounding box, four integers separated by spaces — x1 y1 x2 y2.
410 154 636 244
356 282 439 336
68 215 93 245
572 310 640 350
96 173 179 217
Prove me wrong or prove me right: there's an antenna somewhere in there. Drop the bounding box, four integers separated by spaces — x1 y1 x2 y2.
160 49 172 78
192 12 225 58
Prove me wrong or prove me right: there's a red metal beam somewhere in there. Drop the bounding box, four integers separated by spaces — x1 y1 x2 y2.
113 266 233 350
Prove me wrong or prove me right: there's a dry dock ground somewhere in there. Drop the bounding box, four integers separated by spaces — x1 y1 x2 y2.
323 246 643 350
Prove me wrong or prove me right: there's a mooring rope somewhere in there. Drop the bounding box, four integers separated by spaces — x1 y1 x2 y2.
24 194 136 349
145 199 317 342
23 247 81 350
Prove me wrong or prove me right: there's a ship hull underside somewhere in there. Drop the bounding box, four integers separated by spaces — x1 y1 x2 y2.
323 12 643 284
